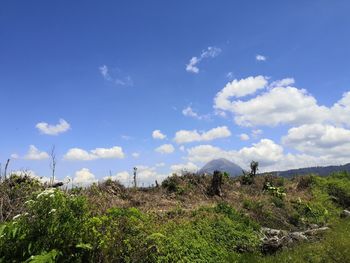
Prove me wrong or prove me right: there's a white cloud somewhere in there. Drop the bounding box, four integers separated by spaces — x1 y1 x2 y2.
10 153 19 159
331 92 350 126
64 146 125 161
239 133 250 141
99 65 111 80
132 152 140 158
104 166 168 187
186 139 283 169
104 171 130 185
186 135 350 172
155 144 175 154
238 139 284 166
232 87 330 127
73 168 97 186
36 119 70 135
179 145 185 152
226 72 234 79
186 57 200 73
132 165 168 186
187 144 234 164
282 124 350 158
24 145 49 160
170 162 198 173
13 170 51 184
174 126 231 144
214 76 268 112
152 130 166 140
182 106 210 120
213 76 350 128
256 54 266 61
99 65 133 87
186 46 221 74
269 78 295 88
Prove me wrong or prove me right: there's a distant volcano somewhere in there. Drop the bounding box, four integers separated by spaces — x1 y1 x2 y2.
198 158 243 177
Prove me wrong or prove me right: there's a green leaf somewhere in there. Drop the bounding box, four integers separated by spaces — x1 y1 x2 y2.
25 249 59 263
76 243 93 250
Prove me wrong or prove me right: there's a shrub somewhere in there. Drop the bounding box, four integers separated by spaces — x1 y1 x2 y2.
263 182 286 199
0 189 89 262
0 173 43 222
296 175 315 190
162 175 185 194
271 196 285 208
293 200 329 225
327 182 350 208
153 204 261 262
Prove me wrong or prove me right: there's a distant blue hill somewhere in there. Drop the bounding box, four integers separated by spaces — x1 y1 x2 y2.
268 163 350 178
198 158 243 177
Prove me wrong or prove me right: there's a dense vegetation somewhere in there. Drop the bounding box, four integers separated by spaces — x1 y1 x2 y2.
0 171 349 262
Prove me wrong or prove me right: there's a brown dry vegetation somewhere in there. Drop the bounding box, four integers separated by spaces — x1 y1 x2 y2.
82 173 316 231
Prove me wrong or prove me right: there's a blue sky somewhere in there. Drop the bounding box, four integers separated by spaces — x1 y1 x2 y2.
1 1 350 186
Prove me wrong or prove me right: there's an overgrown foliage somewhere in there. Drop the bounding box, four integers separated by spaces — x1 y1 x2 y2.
0 171 349 262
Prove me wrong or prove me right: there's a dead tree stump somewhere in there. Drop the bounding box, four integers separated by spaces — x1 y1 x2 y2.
209 170 223 196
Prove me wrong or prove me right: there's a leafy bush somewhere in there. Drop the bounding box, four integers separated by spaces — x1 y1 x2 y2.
153 204 261 262
327 182 350 208
243 199 264 211
0 188 89 262
271 196 285 208
292 200 329 226
296 175 315 190
263 182 286 199
0 173 43 222
162 175 185 194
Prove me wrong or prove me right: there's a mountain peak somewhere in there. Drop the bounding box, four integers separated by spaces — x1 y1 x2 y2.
198 158 242 177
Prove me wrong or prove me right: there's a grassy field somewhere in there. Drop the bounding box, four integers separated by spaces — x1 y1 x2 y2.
0 171 349 262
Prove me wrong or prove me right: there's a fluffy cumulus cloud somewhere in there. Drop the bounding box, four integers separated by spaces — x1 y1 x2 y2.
269 78 295 88
186 144 232 164
174 126 231 144
170 162 199 173
24 145 49 160
64 146 125 161
282 124 350 158
331 92 350 126
73 168 97 185
232 87 330 127
186 139 285 170
104 171 130 185
36 119 70 135
152 130 166 140
214 76 350 128
214 76 268 109
186 46 221 73
111 165 167 187
238 139 284 166
239 133 250 141
187 139 284 167
256 54 266 61
155 144 175 154
186 134 350 172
